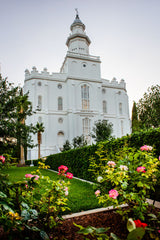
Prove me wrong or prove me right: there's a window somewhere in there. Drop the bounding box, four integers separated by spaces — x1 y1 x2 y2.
102 88 106 94
57 84 62 89
38 81 42 86
103 100 107 113
119 103 123 115
38 117 42 123
82 118 91 144
81 84 90 110
58 118 63 123
57 131 64 150
58 97 63 110
38 95 42 110
121 120 124 136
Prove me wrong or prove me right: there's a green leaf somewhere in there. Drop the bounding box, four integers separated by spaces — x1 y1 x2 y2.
127 218 136 232
110 232 121 240
78 226 95 235
0 191 7 198
21 210 30 221
148 213 157 219
96 227 110 234
127 228 145 240
40 231 50 240
21 202 29 209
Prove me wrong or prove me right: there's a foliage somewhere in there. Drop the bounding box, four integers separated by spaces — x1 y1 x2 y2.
62 140 72 151
90 145 160 221
45 128 160 187
0 157 73 239
0 74 35 160
72 134 87 148
137 85 160 129
91 120 113 143
131 101 140 133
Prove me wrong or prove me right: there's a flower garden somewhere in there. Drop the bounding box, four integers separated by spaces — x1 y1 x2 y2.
0 143 160 239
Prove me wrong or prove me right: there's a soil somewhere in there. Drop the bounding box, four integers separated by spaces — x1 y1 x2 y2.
1 207 159 240
51 209 128 239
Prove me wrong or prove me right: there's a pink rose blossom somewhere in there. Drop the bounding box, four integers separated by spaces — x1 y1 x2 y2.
95 190 101 197
107 161 116 167
58 165 68 175
25 174 39 180
109 189 119 199
66 172 73 179
140 145 153 151
159 156 160 161
136 166 146 173
0 155 5 163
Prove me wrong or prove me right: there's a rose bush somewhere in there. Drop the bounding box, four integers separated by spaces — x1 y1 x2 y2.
90 144 160 220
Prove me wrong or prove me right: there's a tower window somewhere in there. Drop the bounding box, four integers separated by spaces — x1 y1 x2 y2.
58 97 63 110
81 84 89 110
58 84 62 89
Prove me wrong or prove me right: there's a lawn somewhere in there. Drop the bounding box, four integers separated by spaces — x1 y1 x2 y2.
3 166 101 214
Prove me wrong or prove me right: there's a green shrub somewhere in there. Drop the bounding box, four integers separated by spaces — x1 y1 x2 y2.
45 128 160 182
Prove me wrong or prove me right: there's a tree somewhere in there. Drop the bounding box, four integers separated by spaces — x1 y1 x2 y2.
35 122 45 159
0 74 35 160
91 120 113 143
137 85 160 129
72 135 87 149
131 101 139 133
62 140 72 152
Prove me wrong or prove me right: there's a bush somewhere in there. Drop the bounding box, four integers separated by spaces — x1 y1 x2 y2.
45 128 160 182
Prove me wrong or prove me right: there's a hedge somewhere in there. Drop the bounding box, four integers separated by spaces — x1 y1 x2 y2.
45 127 160 182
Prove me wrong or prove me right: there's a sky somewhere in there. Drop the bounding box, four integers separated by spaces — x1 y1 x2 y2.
1 0 160 117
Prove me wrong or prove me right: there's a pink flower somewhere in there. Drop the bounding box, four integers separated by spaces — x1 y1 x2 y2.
140 145 153 151
64 187 68 196
66 172 73 179
25 174 39 180
107 161 116 167
25 173 33 178
0 155 5 163
158 230 160 233
136 166 146 173
159 156 160 161
58 165 68 175
95 190 101 197
109 189 119 199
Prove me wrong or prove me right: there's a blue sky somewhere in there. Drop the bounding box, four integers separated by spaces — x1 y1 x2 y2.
1 0 160 116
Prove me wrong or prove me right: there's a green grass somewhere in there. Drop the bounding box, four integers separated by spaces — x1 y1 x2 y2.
3 166 101 214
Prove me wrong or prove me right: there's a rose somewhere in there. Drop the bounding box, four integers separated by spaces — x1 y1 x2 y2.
134 219 147 229
136 166 146 173
25 174 39 180
140 145 153 151
58 165 68 175
64 187 68 196
95 190 101 197
66 172 73 179
0 155 5 163
119 165 128 171
107 161 116 167
109 189 119 199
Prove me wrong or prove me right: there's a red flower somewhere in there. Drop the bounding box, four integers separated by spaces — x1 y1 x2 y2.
58 165 68 175
66 172 73 179
134 219 147 229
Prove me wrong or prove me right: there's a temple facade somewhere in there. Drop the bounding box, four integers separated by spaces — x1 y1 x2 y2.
24 13 131 160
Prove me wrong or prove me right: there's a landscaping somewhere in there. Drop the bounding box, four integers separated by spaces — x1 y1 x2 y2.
1 143 160 239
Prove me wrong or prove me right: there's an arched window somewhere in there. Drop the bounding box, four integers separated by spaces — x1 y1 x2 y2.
81 84 89 110
58 97 63 110
57 131 64 150
119 103 123 115
103 100 107 113
38 95 42 110
82 118 91 144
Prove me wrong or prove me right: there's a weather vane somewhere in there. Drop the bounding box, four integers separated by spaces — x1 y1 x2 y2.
75 8 79 15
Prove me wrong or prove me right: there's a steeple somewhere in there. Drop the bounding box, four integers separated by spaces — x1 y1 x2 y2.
66 10 91 55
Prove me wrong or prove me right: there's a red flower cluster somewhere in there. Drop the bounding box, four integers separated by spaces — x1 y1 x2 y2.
134 219 148 229
58 165 73 179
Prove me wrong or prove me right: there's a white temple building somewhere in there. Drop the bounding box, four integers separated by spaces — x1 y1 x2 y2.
24 12 131 160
